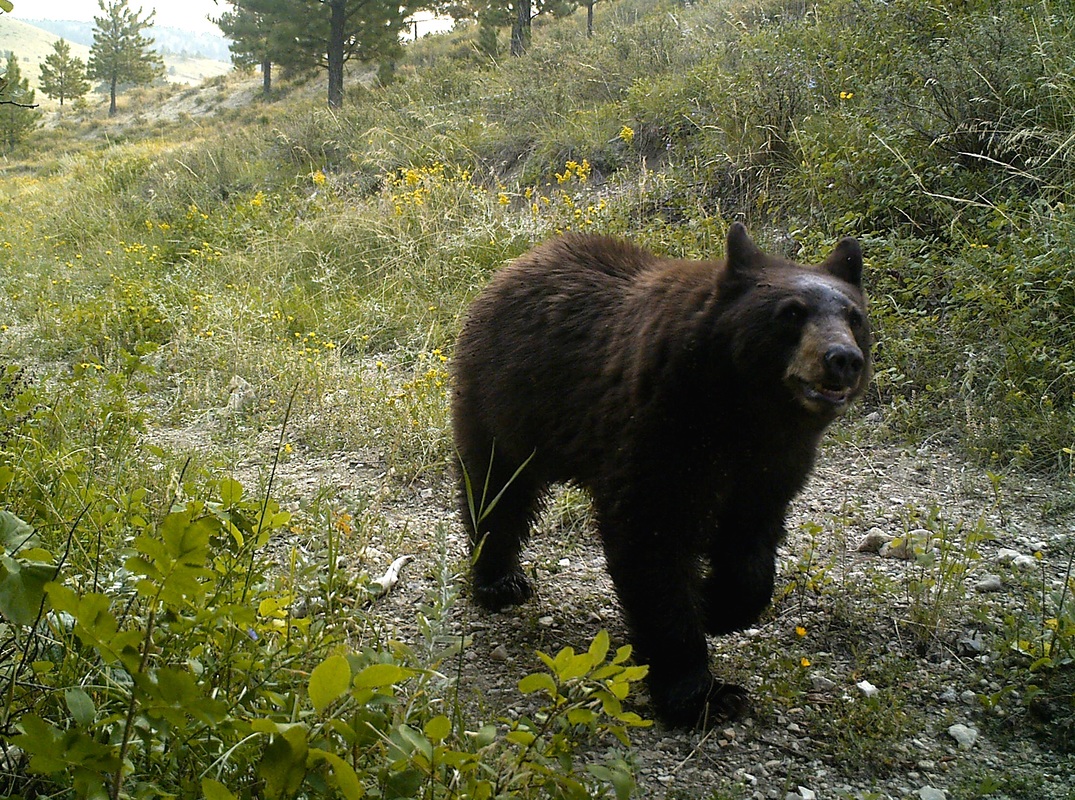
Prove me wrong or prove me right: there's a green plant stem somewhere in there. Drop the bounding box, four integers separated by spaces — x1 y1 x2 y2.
112 607 156 800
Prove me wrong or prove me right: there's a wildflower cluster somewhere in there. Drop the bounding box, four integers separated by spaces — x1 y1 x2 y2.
555 159 592 184
388 162 467 215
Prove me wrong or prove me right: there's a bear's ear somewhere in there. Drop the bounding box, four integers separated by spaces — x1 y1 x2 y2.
820 237 863 287
725 221 764 276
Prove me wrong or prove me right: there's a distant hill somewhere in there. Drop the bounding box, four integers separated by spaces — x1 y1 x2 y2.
22 18 233 62
0 17 230 96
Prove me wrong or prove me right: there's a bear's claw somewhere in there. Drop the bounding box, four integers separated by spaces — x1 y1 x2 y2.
652 676 750 729
473 570 533 611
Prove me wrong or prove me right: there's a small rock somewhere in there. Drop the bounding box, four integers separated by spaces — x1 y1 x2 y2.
537 616 554 627
856 680 879 697
880 538 915 560
557 558 570 567
856 529 888 553
996 548 1021 564
974 574 1003 592
918 788 946 800
960 690 978 705
937 687 958 703
958 632 985 654
811 674 837 692
786 788 816 800
947 723 978 750
490 645 509 661
1012 554 1037 570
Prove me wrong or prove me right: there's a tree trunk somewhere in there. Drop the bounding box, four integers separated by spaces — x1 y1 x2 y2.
327 0 346 108
109 74 117 116
587 0 594 37
511 0 531 56
261 57 272 96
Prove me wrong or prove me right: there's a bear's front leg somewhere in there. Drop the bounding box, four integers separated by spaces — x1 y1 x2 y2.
600 524 748 728
703 507 784 635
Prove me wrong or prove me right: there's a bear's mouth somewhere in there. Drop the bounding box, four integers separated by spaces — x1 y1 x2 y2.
794 379 853 410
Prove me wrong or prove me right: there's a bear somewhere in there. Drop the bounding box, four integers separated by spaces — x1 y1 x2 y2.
451 222 870 728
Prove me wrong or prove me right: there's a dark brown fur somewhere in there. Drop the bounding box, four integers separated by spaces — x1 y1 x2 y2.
451 223 870 727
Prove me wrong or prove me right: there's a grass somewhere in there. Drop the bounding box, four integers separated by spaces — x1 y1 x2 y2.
3 0 1075 796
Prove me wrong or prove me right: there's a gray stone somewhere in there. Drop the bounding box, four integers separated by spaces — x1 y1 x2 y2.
947 723 979 749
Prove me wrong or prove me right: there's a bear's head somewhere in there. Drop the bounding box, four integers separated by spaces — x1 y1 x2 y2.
719 222 871 420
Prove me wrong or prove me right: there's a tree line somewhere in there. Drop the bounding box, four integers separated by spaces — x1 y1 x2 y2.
0 0 608 149
0 0 163 149
216 0 604 109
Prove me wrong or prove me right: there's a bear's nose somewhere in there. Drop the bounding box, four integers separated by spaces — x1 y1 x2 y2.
824 344 864 386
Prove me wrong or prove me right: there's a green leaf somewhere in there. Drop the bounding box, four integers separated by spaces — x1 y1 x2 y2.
65 688 96 727
0 555 54 625
219 477 244 506
260 726 308 800
352 662 408 690
518 672 557 696
0 510 35 552
45 585 142 672
505 729 535 747
309 748 364 800
0 2 11 17
202 778 237 800
424 714 451 744
309 654 352 713
588 629 610 663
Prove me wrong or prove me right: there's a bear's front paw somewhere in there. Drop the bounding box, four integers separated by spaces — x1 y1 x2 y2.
651 672 750 729
472 569 533 611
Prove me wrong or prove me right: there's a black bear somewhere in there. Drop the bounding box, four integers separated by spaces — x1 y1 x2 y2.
451 222 870 727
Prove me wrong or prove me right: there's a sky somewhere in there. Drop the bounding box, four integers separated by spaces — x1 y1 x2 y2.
16 0 224 34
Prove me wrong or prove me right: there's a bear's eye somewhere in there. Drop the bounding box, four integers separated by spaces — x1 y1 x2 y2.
847 307 865 328
777 300 808 325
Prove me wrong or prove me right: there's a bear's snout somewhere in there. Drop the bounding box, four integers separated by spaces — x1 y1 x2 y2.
824 343 865 387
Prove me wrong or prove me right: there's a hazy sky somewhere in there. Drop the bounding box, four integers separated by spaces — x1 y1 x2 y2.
16 0 224 34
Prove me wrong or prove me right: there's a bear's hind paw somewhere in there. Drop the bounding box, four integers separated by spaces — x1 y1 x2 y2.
473 570 533 611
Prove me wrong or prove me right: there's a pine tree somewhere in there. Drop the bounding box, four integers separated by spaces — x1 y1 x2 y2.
222 0 410 108
0 54 39 151
88 0 164 116
215 2 306 96
39 39 91 107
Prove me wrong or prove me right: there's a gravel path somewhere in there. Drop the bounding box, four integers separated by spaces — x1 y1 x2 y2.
265 428 1075 800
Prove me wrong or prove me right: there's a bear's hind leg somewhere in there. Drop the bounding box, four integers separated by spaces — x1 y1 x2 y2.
458 452 542 612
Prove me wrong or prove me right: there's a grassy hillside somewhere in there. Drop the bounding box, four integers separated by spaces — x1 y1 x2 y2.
1 0 1075 796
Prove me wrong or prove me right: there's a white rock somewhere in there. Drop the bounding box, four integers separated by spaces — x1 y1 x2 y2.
880 538 915 560
974 574 1003 592
937 687 958 703
918 788 946 800
856 529 888 553
537 616 554 627
996 548 1021 564
1012 554 1037 570
947 723 978 749
856 680 879 697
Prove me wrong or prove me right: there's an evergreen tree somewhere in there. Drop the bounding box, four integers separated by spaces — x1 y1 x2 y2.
39 39 91 107
88 0 164 116
0 54 39 151
225 0 411 108
215 3 305 96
